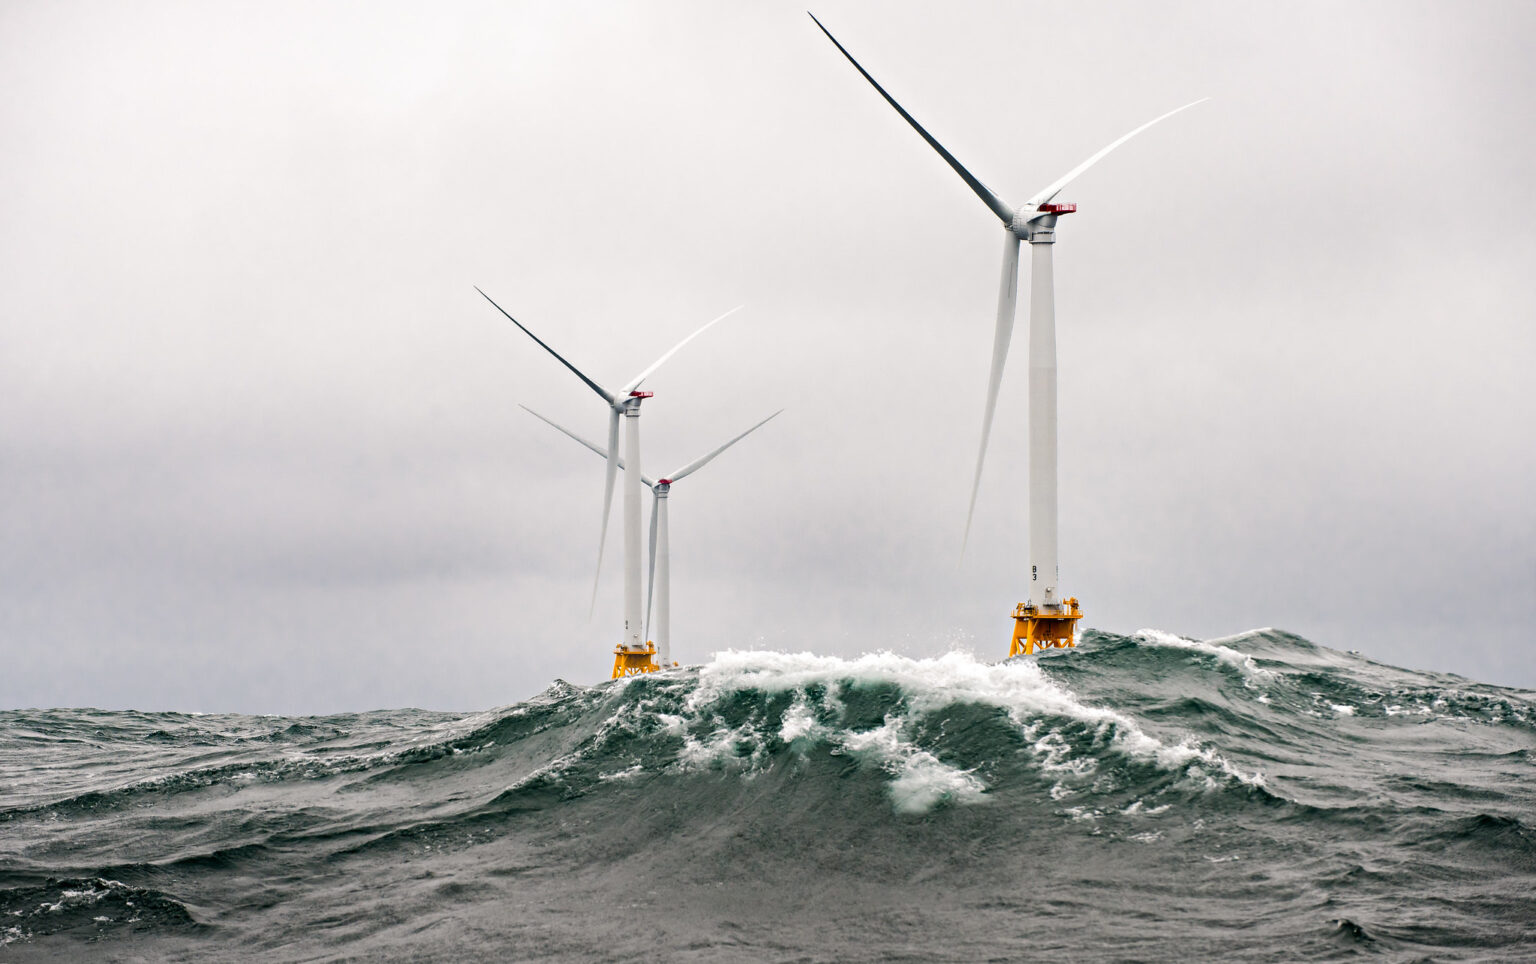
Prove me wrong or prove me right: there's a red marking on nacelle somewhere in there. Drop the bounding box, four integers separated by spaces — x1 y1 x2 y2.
658 478 672 485
629 391 654 398
1039 202 1077 214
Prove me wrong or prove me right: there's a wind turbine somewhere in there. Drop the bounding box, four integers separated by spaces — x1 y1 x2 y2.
809 13 1204 656
521 405 781 670
477 288 740 676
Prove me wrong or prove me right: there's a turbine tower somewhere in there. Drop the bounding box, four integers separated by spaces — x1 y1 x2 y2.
521 406 781 668
810 14 1204 656
478 288 740 676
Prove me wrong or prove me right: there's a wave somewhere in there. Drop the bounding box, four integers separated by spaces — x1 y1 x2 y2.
3 628 1535 960
672 648 1266 811
13 630 1532 831
1132 628 1277 685
0 877 201 945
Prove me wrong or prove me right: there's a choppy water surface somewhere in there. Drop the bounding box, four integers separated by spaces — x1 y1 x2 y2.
2 629 1534 961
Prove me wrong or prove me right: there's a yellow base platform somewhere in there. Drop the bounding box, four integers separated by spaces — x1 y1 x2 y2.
1010 597 1083 657
611 643 660 679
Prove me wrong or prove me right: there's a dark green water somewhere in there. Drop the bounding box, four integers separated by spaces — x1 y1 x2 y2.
2 629 1533 961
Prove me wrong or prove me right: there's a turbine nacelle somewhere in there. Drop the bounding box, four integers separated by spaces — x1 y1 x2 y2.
1008 203 1076 239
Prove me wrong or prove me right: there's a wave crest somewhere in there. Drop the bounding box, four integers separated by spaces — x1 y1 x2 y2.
669 649 1261 812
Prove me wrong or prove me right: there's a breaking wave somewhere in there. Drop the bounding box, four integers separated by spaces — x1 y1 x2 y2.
2 628 1533 961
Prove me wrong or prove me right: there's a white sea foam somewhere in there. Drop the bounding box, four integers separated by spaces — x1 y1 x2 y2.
777 695 825 745
677 649 1263 812
598 764 644 782
1033 729 1098 776
840 718 987 814
676 720 769 771
1133 629 1274 686
695 649 1126 732
32 879 134 918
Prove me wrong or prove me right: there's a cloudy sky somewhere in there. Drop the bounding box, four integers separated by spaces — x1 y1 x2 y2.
3 0 1533 712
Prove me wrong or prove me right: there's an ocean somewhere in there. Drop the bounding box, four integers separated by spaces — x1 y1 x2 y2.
2 628 1533 961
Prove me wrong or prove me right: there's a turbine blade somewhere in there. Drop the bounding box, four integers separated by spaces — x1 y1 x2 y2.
622 306 743 394
809 12 1014 226
477 287 616 405
645 489 658 644
1023 98 1209 209
591 407 621 615
962 231 1022 556
521 405 609 461
520 405 658 486
666 409 783 483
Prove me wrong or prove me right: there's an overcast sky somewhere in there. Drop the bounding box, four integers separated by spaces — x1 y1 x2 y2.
3 0 1533 713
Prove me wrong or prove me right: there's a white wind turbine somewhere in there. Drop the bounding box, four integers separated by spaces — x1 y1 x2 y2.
810 14 1204 652
478 288 740 674
520 405 781 669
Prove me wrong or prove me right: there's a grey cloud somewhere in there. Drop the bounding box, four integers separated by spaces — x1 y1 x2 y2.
2 0 1532 712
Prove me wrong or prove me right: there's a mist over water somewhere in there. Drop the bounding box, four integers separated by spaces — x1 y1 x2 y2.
2 629 1534 961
